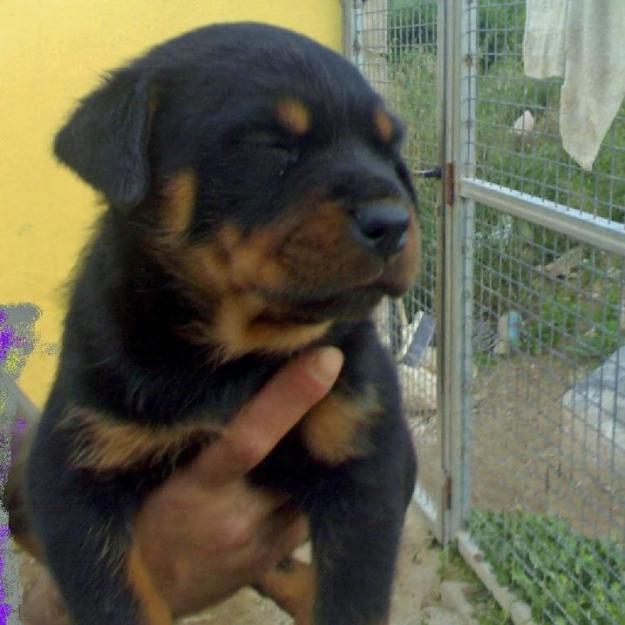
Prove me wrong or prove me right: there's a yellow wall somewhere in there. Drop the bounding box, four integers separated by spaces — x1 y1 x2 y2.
0 1 343 407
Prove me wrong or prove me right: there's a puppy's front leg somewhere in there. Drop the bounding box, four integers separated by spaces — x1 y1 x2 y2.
306 454 412 625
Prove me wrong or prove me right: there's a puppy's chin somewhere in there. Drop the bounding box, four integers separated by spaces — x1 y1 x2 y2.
257 284 390 324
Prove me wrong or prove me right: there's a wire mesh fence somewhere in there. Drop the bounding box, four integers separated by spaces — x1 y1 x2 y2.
352 1 625 623
466 2 625 225
463 2 625 622
469 204 625 624
355 0 442 523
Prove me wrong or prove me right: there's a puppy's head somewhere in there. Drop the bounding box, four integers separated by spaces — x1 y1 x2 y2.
55 23 420 358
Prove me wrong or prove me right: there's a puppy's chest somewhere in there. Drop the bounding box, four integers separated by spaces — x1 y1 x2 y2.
63 384 383 484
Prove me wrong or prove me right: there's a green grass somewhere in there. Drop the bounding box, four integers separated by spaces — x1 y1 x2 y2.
469 510 625 625
439 545 513 625
520 281 621 359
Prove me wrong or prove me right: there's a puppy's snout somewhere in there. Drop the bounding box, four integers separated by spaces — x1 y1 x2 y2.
350 202 409 258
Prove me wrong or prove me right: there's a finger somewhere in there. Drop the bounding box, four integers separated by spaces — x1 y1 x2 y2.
270 513 310 560
214 489 296 551
20 569 69 625
193 347 343 487
251 510 310 574
242 488 292 518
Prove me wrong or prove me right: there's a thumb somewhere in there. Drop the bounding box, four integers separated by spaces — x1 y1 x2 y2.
192 347 344 487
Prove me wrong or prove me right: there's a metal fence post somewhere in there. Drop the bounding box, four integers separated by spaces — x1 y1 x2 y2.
434 0 450 544
341 0 354 58
440 0 476 544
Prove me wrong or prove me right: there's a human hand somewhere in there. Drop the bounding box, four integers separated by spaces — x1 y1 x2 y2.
19 346 344 624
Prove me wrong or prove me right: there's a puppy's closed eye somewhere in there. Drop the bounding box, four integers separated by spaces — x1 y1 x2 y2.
238 131 301 174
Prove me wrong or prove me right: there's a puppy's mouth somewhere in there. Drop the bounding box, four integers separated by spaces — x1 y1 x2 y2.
254 267 409 323
251 216 421 323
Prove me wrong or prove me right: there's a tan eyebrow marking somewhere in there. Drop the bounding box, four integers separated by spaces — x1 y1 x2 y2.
374 108 395 143
160 169 197 235
276 98 311 135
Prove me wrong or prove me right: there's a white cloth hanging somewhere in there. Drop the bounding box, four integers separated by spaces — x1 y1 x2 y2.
523 0 625 170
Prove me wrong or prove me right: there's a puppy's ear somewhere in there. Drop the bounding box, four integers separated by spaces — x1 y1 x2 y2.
54 69 155 208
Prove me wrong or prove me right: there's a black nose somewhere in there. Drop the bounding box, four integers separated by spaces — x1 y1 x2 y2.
351 202 410 257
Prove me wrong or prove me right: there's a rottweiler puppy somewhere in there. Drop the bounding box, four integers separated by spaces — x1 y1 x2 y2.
13 22 420 625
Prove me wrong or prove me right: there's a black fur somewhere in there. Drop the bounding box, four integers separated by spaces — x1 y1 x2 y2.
22 23 418 625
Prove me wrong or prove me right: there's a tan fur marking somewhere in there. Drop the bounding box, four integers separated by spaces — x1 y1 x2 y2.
61 408 221 472
301 387 381 465
127 545 172 625
374 108 395 143
211 292 330 360
160 170 197 235
217 224 243 251
154 218 330 359
255 558 315 625
404 210 421 281
280 200 383 290
180 224 289 297
179 243 232 296
380 209 421 295
276 98 311 135
229 231 288 291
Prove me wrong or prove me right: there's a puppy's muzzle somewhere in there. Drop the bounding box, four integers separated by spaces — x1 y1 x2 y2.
350 201 410 259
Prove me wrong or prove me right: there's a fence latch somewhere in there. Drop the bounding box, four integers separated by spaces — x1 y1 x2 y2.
413 165 455 205
414 167 442 179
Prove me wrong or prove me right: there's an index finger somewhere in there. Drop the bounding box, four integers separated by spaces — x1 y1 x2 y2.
192 347 344 487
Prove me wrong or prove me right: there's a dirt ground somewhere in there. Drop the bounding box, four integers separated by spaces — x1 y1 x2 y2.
14 507 465 625
404 352 625 544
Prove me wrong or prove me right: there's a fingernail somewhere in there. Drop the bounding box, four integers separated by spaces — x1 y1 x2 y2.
309 347 344 385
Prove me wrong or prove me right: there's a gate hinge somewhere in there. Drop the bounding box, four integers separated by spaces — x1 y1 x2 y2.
444 162 455 206
443 473 452 511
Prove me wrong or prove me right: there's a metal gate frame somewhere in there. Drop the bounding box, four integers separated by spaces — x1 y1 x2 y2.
440 0 475 545
346 2 625 622
447 0 625 542
345 0 625 541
